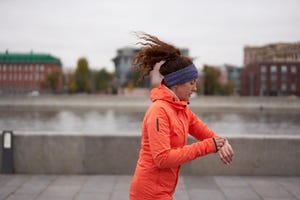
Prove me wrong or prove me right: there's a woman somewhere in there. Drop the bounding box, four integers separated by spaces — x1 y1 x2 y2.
129 33 234 200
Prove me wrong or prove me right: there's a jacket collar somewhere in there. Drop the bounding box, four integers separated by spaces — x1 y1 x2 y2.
150 81 188 110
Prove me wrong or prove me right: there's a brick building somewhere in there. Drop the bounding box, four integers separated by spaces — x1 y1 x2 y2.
0 52 63 94
241 43 300 96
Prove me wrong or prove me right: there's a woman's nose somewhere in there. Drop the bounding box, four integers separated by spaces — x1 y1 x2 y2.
193 85 197 92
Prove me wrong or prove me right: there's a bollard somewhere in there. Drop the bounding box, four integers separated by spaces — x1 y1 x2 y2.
2 130 14 174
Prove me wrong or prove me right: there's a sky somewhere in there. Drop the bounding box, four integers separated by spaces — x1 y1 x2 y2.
0 0 299 72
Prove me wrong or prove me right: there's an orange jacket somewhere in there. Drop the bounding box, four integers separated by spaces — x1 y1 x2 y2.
130 83 219 200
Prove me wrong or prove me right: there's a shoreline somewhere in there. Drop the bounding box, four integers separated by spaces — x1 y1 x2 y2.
1 94 300 112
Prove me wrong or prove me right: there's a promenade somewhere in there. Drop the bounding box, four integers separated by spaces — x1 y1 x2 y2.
0 175 299 200
1 95 299 200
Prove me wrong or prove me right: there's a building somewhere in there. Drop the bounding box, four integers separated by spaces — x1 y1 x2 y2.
244 42 300 66
112 47 140 87
0 52 63 94
241 62 300 96
204 64 243 94
112 47 190 88
241 42 300 96
224 64 243 94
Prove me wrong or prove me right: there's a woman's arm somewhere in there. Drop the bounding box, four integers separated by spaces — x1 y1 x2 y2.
146 106 218 169
188 109 219 140
188 109 234 164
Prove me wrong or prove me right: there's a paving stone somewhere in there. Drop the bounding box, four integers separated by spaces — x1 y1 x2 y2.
174 177 189 200
5 194 36 200
110 176 131 200
0 175 299 200
37 185 81 199
246 177 295 199
80 175 116 193
276 177 300 199
187 189 226 200
14 175 55 195
184 176 219 190
74 192 111 200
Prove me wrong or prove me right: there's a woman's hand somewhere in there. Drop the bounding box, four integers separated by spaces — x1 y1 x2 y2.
213 137 226 151
218 139 234 165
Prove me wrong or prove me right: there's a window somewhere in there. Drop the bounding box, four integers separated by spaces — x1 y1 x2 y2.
291 66 297 74
291 75 298 83
281 75 287 82
271 74 277 81
3 65 6 71
271 83 277 91
281 65 287 73
271 65 277 73
261 75 267 82
261 83 266 90
35 73 39 81
281 83 287 91
261 65 267 73
41 65 44 71
291 84 296 91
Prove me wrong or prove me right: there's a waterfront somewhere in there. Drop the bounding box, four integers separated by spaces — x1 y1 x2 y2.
0 95 300 136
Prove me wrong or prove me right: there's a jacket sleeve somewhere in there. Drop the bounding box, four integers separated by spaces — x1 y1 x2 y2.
188 109 220 141
146 106 217 169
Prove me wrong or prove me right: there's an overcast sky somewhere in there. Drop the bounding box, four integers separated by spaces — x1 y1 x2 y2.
1 0 299 72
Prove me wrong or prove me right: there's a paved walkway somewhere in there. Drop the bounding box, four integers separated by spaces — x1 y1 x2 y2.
0 175 299 200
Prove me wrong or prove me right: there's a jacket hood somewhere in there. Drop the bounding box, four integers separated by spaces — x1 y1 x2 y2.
150 81 188 110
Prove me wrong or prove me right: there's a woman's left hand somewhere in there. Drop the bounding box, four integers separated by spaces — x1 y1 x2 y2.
218 139 234 165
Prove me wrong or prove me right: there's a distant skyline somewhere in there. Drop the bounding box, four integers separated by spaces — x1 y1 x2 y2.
1 0 299 72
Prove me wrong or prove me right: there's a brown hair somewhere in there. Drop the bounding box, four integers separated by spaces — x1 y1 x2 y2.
131 33 193 80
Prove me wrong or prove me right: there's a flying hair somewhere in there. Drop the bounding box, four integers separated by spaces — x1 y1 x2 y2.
131 32 192 81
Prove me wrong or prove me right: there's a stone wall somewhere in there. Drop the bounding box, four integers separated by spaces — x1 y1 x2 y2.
1 134 299 175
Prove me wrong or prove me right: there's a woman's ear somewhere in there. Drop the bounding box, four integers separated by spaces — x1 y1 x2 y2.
172 85 179 90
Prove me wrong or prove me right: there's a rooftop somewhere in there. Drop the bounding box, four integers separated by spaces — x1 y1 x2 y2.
0 51 61 65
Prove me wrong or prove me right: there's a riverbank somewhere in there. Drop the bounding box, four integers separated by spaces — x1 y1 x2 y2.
0 94 300 112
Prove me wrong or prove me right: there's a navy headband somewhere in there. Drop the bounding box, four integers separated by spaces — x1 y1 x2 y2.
164 64 198 87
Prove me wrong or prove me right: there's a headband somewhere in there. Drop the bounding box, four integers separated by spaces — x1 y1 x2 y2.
164 64 198 87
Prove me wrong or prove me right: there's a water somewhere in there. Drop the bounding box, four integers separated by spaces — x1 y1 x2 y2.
0 107 299 136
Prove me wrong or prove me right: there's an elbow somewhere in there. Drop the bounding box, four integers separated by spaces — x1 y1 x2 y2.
153 153 171 169
153 155 168 169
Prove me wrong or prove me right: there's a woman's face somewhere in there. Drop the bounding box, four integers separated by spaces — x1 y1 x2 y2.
172 80 197 101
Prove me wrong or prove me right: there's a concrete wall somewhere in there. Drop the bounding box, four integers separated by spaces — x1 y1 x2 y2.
1 134 299 176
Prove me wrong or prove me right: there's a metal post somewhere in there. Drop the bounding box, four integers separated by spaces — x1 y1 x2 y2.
2 130 14 174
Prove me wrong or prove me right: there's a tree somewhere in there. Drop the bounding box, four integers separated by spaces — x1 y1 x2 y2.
75 57 91 93
203 65 220 95
47 71 62 92
94 69 114 92
126 68 150 88
218 81 235 95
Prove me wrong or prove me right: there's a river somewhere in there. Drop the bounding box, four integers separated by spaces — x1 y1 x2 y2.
0 106 299 136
